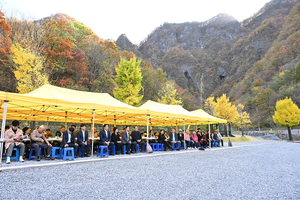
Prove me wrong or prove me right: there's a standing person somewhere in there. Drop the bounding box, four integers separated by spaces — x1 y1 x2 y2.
158 130 173 151
191 131 200 149
77 124 91 157
122 126 136 154
216 129 223 147
131 126 145 153
184 130 192 149
62 127 79 158
31 125 54 161
169 128 181 150
111 127 123 154
99 124 114 156
4 120 25 164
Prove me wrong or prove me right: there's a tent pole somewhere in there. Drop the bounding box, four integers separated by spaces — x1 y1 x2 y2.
65 111 67 128
91 109 95 157
209 121 211 148
114 115 116 128
46 117 49 129
146 114 149 145
0 100 9 164
176 121 178 133
183 119 186 150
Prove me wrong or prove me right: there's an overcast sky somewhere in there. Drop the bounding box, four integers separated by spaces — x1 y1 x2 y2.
1 0 271 45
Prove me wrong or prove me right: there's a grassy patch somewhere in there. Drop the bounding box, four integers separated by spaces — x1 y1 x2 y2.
222 136 258 143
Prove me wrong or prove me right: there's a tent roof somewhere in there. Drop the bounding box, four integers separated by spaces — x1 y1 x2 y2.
0 85 209 126
191 109 227 124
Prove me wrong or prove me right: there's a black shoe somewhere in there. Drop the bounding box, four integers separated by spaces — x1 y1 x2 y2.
37 157 41 161
75 155 78 158
84 154 90 157
109 153 115 156
126 152 130 154
81 155 84 158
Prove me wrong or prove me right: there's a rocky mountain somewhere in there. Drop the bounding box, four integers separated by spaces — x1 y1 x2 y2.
115 0 300 126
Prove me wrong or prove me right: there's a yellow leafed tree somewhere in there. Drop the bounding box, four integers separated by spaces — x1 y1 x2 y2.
234 104 251 136
158 80 182 105
11 43 49 94
273 98 300 141
214 94 238 136
204 95 217 115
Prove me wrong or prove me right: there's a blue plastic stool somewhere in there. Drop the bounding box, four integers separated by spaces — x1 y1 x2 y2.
51 147 61 158
131 144 140 153
6 148 20 162
124 144 130 154
172 143 180 150
157 143 164 151
61 147 75 161
97 146 109 158
113 146 121 155
28 148 42 160
78 146 89 157
150 143 160 151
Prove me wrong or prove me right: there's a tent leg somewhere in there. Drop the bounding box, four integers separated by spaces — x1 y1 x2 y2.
65 111 67 129
0 100 9 164
91 109 95 157
209 121 211 148
146 115 149 145
183 119 186 150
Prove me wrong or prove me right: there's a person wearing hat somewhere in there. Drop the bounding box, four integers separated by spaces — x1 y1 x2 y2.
4 120 25 164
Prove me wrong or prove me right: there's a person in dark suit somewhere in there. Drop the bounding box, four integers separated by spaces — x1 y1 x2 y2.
122 126 137 154
111 127 123 154
158 129 173 151
131 126 145 153
62 127 79 158
99 124 114 156
77 124 91 157
169 128 181 150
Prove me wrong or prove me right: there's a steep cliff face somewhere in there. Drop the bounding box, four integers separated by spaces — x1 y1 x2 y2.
115 34 141 57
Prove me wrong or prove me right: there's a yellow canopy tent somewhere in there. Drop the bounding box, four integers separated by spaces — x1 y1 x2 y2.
0 85 209 161
191 109 227 124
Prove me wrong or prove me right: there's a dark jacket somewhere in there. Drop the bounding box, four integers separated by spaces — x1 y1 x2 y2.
169 132 178 142
131 131 142 142
158 133 166 143
178 133 184 142
213 133 219 140
111 132 121 144
77 130 89 143
100 130 111 142
61 130 76 147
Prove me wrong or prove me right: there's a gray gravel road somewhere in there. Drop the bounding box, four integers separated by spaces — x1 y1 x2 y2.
0 141 299 199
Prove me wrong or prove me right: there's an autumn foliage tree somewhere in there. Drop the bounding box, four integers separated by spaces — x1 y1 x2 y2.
0 11 12 63
113 56 143 106
158 80 182 105
234 104 251 136
273 98 300 141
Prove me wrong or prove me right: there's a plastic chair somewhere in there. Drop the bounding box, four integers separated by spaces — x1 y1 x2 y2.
51 147 61 158
60 147 75 161
150 143 159 151
6 148 20 162
97 146 109 158
124 144 130 154
158 143 164 151
113 146 121 155
78 146 89 157
28 148 42 160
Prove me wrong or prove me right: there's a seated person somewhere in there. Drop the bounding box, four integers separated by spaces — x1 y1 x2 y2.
22 127 31 158
213 130 221 147
31 125 54 161
131 126 145 152
178 129 184 143
122 126 137 154
89 127 100 152
77 124 91 157
4 120 25 164
45 129 53 138
111 127 123 154
216 129 223 146
169 128 181 150
62 127 79 158
158 130 172 151
184 130 192 149
100 124 114 156
71 125 78 137
55 126 65 137
191 131 200 148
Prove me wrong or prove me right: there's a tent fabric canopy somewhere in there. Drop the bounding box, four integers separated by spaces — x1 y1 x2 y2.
0 85 210 126
191 109 227 124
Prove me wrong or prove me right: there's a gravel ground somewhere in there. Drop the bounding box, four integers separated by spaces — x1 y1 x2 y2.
0 141 299 200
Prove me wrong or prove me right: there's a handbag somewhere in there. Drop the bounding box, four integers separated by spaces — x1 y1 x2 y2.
146 143 153 153
228 138 233 147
